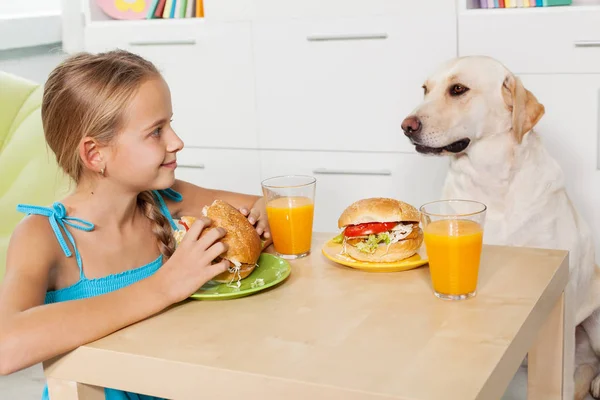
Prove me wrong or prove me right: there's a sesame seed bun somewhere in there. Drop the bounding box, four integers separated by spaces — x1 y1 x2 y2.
338 198 421 228
176 199 262 283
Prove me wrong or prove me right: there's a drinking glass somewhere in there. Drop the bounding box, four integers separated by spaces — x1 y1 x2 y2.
419 200 487 300
261 175 316 259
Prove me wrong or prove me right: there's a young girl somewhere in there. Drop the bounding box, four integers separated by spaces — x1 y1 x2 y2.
0 50 271 399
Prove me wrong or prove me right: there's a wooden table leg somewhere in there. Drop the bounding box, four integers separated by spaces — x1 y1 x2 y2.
527 291 575 400
47 378 105 400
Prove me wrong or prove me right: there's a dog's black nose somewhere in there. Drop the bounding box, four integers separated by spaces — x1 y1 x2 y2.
401 116 422 136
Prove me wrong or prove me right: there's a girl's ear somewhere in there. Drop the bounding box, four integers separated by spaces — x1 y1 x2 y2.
79 137 106 174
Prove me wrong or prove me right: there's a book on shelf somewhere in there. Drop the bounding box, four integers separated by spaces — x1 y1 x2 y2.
186 0 195 17
480 0 571 6
97 0 204 20
162 0 172 18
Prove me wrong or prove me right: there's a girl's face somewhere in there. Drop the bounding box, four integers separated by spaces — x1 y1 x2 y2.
105 76 184 192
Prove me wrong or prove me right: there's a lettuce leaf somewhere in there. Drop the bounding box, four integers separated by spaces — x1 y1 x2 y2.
356 233 391 253
332 233 344 244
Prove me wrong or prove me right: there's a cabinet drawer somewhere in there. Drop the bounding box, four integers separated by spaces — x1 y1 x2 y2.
84 21 258 149
259 150 449 232
85 21 199 47
253 15 456 153
459 7 600 74
205 0 454 20
175 148 262 196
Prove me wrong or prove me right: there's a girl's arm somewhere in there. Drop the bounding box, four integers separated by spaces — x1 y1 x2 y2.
169 179 271 241
0 215 228 375
169 179 259 217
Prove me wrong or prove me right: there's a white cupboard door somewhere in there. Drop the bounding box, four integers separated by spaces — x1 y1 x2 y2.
205 0 453 20
259 150 449 233
519 74 600 262
253 14 456 153
175 148 262 196
84 21 258 149
251 0 452 19
459 8 600 74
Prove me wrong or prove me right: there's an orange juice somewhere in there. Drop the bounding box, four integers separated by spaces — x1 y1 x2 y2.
266 196 314 256
423 219 483 296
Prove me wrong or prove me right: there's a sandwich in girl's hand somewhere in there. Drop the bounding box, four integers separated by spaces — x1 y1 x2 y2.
174 200 262 287
333 198 423 263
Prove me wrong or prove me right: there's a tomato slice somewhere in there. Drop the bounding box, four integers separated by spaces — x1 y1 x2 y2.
344 222 398 237
179 216 196 232
181 220 190 231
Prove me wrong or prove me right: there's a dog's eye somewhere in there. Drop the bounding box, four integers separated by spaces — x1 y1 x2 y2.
449 84 469 96
422 85 428 95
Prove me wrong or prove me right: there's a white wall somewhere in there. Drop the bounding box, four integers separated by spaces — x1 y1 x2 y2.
0 44 66 84
0 0 60 15
0 0 64 83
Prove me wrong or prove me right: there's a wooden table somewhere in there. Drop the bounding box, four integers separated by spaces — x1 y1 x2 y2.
44 232 574 400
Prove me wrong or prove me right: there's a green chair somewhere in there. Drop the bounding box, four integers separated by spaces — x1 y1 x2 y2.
0 71 71 282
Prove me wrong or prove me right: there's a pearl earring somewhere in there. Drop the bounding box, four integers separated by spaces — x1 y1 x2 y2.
100 167 105 176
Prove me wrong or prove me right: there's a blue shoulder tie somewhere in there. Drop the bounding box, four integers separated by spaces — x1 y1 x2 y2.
153 188 182 230
158 188 182 202
16 202 94 276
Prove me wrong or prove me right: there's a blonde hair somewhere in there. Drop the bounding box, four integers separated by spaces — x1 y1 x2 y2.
42 49 176 257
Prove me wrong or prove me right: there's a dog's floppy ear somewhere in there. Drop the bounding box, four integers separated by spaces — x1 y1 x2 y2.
502 73 545 144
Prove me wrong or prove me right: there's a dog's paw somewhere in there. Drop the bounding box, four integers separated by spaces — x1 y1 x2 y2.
591 374 600 398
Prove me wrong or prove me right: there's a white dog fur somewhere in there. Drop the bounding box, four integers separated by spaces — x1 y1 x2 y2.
401 55 600 399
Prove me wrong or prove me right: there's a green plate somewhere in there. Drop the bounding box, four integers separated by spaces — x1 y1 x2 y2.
189 253 291 300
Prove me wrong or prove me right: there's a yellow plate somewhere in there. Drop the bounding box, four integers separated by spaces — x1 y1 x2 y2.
321 237 429 272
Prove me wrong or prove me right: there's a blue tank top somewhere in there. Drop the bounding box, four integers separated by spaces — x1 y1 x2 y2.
16 188 182 400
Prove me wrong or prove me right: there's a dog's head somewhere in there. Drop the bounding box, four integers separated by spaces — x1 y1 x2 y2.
401 55 545 156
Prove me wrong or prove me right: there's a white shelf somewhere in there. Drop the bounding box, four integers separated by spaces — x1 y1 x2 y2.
462 4 600 14
84 0 204 24
85 17 206 29
461 0 600 11
0 12 61 51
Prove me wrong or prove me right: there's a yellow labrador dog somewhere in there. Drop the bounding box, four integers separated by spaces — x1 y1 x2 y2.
401 55 600 399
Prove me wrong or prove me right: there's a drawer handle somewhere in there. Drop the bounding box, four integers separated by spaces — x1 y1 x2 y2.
307 33 388 42
178 163 205 169
129 39 196 46
597 88 600 170
313 168 391 176
574 40 600 48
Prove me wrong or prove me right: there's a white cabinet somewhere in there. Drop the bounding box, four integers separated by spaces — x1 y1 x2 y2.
518 74 600 261
84 20 258 149
205 0 452 20
175 148 262 196
259 150 450 232
253 13 456 152
75 0 459 232
459 7 600 74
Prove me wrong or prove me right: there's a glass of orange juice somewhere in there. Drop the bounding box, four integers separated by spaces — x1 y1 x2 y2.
419 200 487 301
261 175 316 259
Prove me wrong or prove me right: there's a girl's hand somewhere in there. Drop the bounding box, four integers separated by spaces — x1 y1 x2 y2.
239 197 272 248
158 217 230 303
